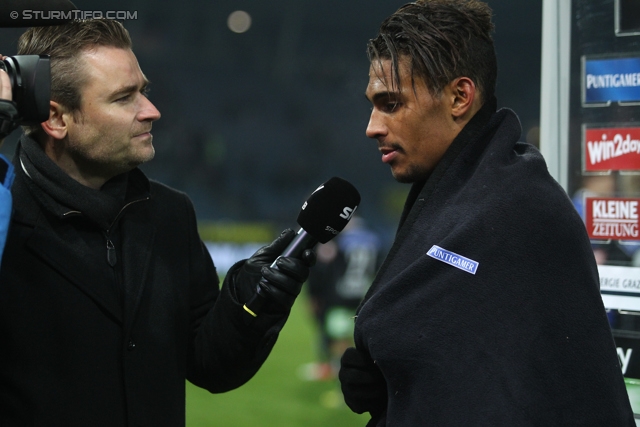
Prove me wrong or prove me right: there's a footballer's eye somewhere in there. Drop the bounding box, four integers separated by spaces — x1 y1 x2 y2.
384 102 400 112
374 94 401 113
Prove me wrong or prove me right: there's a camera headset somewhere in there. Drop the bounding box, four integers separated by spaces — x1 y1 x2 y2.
0 0 77 139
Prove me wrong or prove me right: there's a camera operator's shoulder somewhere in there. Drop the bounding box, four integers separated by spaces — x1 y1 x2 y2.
10 169 42 227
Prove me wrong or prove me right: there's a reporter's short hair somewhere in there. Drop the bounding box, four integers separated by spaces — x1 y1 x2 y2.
17 18 132 135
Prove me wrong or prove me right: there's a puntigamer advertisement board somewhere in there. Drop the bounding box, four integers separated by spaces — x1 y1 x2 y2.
583 56 640 106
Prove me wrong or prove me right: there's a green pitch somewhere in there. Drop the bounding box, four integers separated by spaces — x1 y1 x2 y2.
186 291 370 426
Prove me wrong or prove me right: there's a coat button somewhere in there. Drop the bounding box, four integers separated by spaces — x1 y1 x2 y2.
127 340 136 351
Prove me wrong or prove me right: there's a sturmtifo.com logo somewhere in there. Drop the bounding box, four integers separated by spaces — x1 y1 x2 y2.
11 10 138 20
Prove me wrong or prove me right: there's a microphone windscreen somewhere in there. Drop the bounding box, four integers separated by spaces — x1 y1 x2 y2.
0 0 77 28
297 177 361 244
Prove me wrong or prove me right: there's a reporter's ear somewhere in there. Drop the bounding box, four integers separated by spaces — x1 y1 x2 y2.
41 101 70 140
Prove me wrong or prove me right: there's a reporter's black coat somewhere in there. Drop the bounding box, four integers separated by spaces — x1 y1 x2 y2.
354 101 635 426
0 139 286 427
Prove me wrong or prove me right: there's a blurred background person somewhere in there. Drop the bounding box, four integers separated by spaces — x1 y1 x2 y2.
301 216 382 385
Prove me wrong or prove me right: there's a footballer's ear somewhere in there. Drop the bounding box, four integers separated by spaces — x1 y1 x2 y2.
449 77 476 119
41 100 71 140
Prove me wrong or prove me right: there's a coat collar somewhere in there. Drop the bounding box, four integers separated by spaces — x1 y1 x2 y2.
14 134 152 230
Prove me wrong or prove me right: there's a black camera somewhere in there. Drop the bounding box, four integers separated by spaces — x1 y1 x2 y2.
0 54 50 125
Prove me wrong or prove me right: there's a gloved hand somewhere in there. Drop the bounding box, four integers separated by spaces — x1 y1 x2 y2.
339 347 387 416
234 228 315 313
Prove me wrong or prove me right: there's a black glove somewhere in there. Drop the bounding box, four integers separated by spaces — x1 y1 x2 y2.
339 347 387 416
234 228 316 313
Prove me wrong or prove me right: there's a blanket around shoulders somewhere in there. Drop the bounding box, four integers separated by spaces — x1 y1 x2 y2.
355 107 635 426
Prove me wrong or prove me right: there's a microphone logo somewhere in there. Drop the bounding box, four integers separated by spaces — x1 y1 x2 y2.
339 205 358 220
325 226 340 235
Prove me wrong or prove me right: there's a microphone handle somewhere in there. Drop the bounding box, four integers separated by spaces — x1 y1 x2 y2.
277 228 318 261
243 228 318 318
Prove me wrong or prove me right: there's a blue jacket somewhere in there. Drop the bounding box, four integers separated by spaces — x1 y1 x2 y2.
0 153 14 267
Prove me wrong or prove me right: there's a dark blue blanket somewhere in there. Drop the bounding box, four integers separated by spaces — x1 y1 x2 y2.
355 104 635 426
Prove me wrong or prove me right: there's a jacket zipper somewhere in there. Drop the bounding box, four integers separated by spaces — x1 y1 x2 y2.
102 197 150 267
62 196 150 267
106 238 117 267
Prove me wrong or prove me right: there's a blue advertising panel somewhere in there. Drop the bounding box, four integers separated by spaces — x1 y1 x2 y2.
584 56 640 105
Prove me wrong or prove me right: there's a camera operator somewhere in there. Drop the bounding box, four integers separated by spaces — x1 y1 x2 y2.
0 18 315 427
0 57 16 267
0 0 77 268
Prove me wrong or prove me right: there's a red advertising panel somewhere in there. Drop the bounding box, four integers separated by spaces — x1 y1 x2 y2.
584 126 640 171
585 197 640 240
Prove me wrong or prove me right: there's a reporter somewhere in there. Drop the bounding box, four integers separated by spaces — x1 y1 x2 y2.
0 19 313 427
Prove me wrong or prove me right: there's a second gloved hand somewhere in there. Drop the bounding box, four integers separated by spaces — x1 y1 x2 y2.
339 347 388 417
234 228 315 313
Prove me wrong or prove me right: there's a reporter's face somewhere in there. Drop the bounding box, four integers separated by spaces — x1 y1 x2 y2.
65 46 161 177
